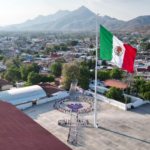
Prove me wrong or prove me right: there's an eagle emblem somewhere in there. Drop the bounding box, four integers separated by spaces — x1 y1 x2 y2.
114 46 123 56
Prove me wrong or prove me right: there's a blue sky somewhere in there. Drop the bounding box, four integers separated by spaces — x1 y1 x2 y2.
0 0 150 26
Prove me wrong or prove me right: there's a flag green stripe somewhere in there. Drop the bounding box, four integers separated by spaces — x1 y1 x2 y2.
100 25 113 61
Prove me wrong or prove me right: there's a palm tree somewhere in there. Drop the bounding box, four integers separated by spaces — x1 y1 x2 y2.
132 79 141 96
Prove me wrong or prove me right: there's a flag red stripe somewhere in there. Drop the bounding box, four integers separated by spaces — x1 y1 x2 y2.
122 44 137 73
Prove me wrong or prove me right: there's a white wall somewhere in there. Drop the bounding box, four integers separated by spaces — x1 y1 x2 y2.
16 102 33 110
86 86 150 110
37 93 69 105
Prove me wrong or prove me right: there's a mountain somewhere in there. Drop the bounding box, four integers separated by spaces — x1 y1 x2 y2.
5 10 71 29
120 15 150 30
1 6 150 31
127 24 150 33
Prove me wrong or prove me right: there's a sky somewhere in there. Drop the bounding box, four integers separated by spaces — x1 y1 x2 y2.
0 0 150 26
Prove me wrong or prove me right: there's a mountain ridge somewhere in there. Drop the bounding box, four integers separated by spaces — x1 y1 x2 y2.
1 6 150 31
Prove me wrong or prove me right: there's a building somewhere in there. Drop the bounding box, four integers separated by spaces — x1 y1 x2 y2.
136 65 150 72
0 101 71 150
0 85 46 105
0 79 13 91
50 52 60 57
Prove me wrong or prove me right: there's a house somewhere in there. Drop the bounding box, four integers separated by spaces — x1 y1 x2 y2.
0 79 13 91
136 65 150 72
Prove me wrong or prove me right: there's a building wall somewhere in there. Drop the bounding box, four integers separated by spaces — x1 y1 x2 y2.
2 85 13 91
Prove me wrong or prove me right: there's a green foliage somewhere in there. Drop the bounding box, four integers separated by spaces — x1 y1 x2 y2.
21 63 40 81
47 93 51 97
40 75 55 83
51 44 60 50
110 69 124 80
132 78 146 96
97 70 110 81
35 54 39 57
60 46 68 51
1 73 5 79
139 81 150 97
27 71 41 84
23 82 33 87
45 48 50 54
27 41 32 44
78 66 90 90
80 58 95 69
89 50 95 56
103 91 107 96
25 49 30 54
125 96 132 104
141 42 150 50
106 87 125 103
67 41 78 46
41 46 45 50
133 75 140 79
62 61 80 89
141 38 148 42
79 66 90 78
0 56 4 60
51 62 62 77
89 45 94 48
144 91 150 100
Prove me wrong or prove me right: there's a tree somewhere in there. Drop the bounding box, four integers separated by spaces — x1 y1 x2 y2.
31 62 40 73
25 49 30 54
47 75 55 82
40 75 55 83
4 65 21 82
23 82 33 87
27 41 32 45
102 60 107 66
62 61 80 89
110 69 124 80
87 59 92 69
144 91 150 100
41 46 45 50
45 48 51 54
132 78 146 96
139 81 150 97
35 54 39 57
97 70 110 81
67 41 78 46
89 45 94 48
106 87 125 103
51 62 62 77
27 71 41 84
89 50 96 56
51 44 60 50
60 46 68 51
0 56 4 60
5 61 14 69
78 66 90 90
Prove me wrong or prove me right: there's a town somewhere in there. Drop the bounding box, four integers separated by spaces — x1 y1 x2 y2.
0 2 150 150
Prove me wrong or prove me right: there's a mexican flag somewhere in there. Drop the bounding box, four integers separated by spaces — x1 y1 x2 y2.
100 25 137 73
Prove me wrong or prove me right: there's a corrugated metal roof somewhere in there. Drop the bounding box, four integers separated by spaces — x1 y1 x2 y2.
0 85 46 105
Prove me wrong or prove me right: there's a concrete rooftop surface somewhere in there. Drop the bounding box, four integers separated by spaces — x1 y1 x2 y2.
23 96 150 150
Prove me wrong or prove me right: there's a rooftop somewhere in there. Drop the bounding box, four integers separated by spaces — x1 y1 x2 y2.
40 83 65 94
0 101 71 150
102 79 128 90
0 79 13 87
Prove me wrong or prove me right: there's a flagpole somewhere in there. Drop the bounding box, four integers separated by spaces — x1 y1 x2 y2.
94 13 99 128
